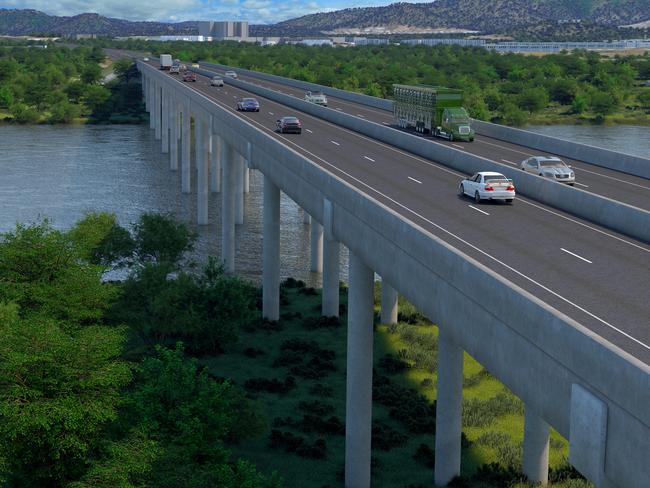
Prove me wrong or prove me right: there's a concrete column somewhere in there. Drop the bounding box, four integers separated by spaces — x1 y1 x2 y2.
523 408 550 485
181 103 191 194
196 116 209 225
263 174 280 321
303 209 311 225
310 221 323 273
210 134 221 193
322 235 340 317
234 153 245 225
148 80 154 129
221 142 236 273
434 329 464 486
380 281 398 324
161 88 169 153
154 84 161 140
143 76 148 111
169 98 178 171
243 166 250 193
345 252 375 488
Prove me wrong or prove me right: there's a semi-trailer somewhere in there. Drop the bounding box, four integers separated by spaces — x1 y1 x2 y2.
393 84 475 142
159 54 172 70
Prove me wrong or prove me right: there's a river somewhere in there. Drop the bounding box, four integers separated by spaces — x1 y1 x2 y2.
1 123 647 286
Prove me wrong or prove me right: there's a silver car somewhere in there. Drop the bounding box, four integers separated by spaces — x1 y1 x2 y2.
210 76 224 87
520 156 575 186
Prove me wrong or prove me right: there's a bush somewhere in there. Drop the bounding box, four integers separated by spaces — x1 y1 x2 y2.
379 354 410 374
269 430 327 459
372 421 408 451
281 277 305 289
462 392 524 428
302 315 342 329
10 102 39 123
413 443 435 468
131 212 197 266
373 375 436 433
244 376 296 394
275 339 337 379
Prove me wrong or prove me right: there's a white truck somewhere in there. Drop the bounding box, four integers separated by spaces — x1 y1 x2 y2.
305 91 328 106
159 54 172 70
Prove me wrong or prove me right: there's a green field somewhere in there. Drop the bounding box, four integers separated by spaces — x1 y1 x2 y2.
199 281 590 487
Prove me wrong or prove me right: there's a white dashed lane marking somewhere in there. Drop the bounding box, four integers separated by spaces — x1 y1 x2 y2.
469 205 490 216
561 248 593 264
408 176 422 184
501 159 518 166
330 140 340 146
305 129 313 133
364 156 375 162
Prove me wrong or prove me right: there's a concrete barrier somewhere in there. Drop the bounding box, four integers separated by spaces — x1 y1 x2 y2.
141 62 650 487
198 68 650 243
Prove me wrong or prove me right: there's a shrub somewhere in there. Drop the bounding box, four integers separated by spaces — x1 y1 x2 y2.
462 392 524 428
298 286 318 296
244 376 296 395
373 375 436 433
413 443 435 468
379 354 410 374
302 315 342 329
372 421 408 451
268 430 327 459
281 277 305 289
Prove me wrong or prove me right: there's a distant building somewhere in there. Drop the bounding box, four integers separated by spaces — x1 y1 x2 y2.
350 37 389 46
199 21 249 40
159 35 206 42
75 34 97 40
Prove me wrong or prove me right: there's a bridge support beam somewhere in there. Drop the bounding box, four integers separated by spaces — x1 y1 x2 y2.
221 141 236 273
234 153 245 225
345 252 374 488
161 88 169 154
181 103 191 194
523 408 550 485
148 79 154 130
196 116 209 226
310 220 323 273
303 209 311 225
263 174 280 321
154 84 161 140
244 166 250 193
435 329 464 486
381 281 398 324
210 132 221 193
322 200 339 317
169 97 178 171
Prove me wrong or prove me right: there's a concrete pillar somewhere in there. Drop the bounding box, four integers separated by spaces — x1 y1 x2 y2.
243 166 250 193
434 329 464 486
196 116 209 226
310 221 323 273
154 85 161 140
263 174 280 321
322 235 339 317
161 88 169 153
148 80 154 129
181 104 191 194
169 98 178 171
345 252 375 488
234 153 245 225
523 408 550 485
380 281 398 324
221 142 236 273
143 76 149 111
303 209 311 225
210 133 221 193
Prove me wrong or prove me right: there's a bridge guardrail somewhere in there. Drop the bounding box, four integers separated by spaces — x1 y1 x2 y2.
192 66 650 244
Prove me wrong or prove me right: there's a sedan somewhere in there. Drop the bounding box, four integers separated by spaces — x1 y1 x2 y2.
276 116 302 134
520 156 575 185
210 76 224 87
237 98 260 112
459 171 515 204
224 70 238 78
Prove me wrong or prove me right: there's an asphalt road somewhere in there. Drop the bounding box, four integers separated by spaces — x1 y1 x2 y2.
201 64 650 212
145 61 650 365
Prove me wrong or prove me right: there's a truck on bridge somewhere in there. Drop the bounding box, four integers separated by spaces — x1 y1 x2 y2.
159 54 172 70
393 84 475 142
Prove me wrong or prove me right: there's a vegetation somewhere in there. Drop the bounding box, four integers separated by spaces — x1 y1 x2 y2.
103 39 650 125
0 43 146 124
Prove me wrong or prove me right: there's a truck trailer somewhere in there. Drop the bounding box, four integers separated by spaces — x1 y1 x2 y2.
393 84 474 142
159 54 172 70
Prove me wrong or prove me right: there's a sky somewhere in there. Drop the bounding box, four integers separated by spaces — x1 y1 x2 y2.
0 0 428 24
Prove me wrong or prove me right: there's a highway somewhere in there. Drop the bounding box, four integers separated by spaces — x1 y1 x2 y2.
145 60 650 365
201 63 650 212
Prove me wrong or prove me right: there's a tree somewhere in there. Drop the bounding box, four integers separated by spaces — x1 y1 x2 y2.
549 78 578 104
49 101 80 123
83 84 111 113
9 102 39 123
571 94 588 114
112 58 133 82
81 63 103 85
589 90 618 116
0 85 14 108
0 307 131 487
638 90 650 109
131 212 197 266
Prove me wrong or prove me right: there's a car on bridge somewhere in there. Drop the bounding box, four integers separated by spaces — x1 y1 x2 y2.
182 72 197 82
520 156 575 185
224 70 238 78
276 116 302 134
305 91 328 106
237 98 260 112
170 64 180 74
458 171 515 204
210 76 224 87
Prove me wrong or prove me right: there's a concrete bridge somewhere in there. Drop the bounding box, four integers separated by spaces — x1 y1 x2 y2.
137 60 650 488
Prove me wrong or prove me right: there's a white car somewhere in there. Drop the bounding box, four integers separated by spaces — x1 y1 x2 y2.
304 90 328 106
459 171 515 204
210 76 224 87
520 156 575 185
143 57 149 61
224 70 238 78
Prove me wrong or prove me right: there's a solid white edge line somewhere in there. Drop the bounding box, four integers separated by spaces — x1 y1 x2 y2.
469 205 490 215
452 144 464 149
561 248 593 264
268 111 274 115
180 79 650 352
408 176 422 184
501 159 517 166
364 156 375 162
305 129 313 133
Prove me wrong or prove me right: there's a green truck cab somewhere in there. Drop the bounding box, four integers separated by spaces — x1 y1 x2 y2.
393 84 475 142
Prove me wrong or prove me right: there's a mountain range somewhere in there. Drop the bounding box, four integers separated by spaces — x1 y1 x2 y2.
1 1 649 38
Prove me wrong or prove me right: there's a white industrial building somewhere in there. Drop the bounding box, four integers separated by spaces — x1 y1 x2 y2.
198 21 249 40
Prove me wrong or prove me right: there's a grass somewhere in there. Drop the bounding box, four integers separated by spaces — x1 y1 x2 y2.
197 281 589 487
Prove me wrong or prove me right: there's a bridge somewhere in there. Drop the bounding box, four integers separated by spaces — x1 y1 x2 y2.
137 59 650 488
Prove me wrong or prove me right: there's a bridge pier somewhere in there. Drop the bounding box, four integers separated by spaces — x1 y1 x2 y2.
244 165 250 193
310 220 323 273
169 96 178 171
263 174 281 321
345 252 375 488
322 199 339 317
196 116 209 225
234 153 245 225
161 88 169 153
210 131 221 193
181 102 191 194
303 209 311 225
435 329 464 486
381 281 398 324
147 79 154 130
154 84 161 140
523 408 550 485
221 141 236 272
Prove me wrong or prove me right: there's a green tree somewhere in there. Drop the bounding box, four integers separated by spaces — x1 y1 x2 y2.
549 78 578 104
9 102 39 123
571 94 588 114
49 101 81 123
83 84 111 112
638 90 650 109
112 58 133 82
81 63 103 85
0 85 14 108
517 87 549 113
131 212 197 266
589 90 618 116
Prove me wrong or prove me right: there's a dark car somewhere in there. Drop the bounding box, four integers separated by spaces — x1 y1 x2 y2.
182 72 196 82
237 98 260 112
276 116 302 134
